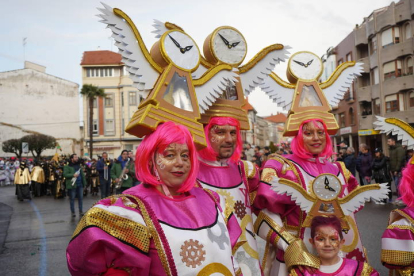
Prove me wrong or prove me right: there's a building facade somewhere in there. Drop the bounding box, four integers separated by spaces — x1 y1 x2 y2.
354 0 413 153
0 61 81 157
80 50 148 159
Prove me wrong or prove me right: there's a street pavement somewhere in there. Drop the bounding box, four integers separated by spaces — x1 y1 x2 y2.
0 185 403 275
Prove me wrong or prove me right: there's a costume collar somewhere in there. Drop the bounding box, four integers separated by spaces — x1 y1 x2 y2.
306 156 327 164
198 156 230 167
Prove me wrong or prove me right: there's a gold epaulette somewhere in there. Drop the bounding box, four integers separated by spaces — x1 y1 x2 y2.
241 160 257 179
336 161 351 182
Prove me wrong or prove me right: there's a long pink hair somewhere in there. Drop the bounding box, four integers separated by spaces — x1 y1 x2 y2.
135 121 199 193
291 119 333 159
399 158 414 207
198 117 242 163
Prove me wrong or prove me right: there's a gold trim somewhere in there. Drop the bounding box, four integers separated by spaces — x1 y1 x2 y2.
269 72 296 89
311 173 342 201
200 56 214 68
197 263 233 276
160 30 201 72
336 161 351 182
385 118 414 139
239 44 284 73
240 215 259 259
341 215 359 253
361 262 374 276
338 184 381 205
279 177 316 202
393 209 414 225
284 238 320 271
249 190 257 206
319 61 356 89
192 64 233 86
254 211 296 245
113 8 162 73
382 249 414 266
266 154 302 184
72 206 150 253
261 232 273 273
164 22 183 32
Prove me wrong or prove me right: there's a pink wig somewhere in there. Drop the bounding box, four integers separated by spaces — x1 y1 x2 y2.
310 216 343 240
291 119 333 159
399 158 414 207
135 121 199 193
198 117 242 163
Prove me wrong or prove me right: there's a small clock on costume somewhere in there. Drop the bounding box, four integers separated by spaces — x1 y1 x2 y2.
287 51 323 82
160 30 200 71
204 26 247 66
312 174 342 201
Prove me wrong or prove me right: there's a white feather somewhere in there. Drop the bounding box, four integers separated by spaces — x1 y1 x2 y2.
340 183 389 216
240 46 291 96
151 19 169 38
374 116 414 150
268 175 314 213
97 3 160 91
323 62 363 107
195 68 239 114
259 75 294 111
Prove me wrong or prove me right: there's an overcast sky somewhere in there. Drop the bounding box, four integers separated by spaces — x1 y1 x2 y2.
0 0 395 117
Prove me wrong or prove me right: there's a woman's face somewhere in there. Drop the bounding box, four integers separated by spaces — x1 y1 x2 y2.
302 122 327 155
309 225 344 263
155 143 191 194
375 152 381 157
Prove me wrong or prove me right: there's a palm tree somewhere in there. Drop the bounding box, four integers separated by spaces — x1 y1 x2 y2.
80 84 105 159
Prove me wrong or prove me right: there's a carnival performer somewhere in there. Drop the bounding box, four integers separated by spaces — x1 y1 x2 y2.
290 216 378 276
197 116 262 275
96 152 112 198
0 160 8 186
14 160 32 201
67 122 242 275
63 154 86 217
31 161 45 197
254 119 364 275
111 150 135 194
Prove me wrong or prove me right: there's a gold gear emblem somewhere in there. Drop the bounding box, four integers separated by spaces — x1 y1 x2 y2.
180 239 206 268
217 190 235 218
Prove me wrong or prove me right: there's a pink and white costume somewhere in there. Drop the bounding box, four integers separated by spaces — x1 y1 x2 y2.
253 154 366 276
290 258 378 276
197 158 262 275
381 207 414 275
67 184 241 276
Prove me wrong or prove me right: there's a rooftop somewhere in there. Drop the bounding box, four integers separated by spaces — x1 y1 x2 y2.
80 50 123 66
265 113 287 123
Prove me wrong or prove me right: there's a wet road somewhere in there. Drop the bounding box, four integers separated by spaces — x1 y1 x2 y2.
0 185 402 275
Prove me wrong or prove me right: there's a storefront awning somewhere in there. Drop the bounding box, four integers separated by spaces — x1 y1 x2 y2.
358 129 380 136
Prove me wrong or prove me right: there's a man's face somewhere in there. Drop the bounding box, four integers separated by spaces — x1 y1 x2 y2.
128 151 134 159
72 155 79 163
387 139 395 146
102 153 108 160
209 124 238 159
121 151 128 160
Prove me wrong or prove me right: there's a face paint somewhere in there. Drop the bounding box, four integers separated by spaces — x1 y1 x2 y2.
209 124 237 159
302 121 327 155
154 143 191 196
311 225 344 264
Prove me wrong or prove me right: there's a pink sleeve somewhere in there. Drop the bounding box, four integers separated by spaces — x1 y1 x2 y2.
227 213 242 250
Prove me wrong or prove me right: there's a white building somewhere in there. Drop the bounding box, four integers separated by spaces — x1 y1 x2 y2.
0 61 81 157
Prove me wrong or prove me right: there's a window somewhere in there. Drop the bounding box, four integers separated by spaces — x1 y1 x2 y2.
349 108 355 125
129 92 137 106
384 60 402 80
381 27 400 47
374 98 381 114
105 95 113 107
85 67 113 78
361 101 372 116
371 67 379 84
406 56 413 75
410 91 414 107
339 113 346 128
337 59 343 66
105 119 114 134
385 94 399 113
405 23 412 40
346 53 352 62
369 36 377 54
90 120 98 136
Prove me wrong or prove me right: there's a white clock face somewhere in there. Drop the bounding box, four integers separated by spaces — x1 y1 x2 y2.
288 52 323 80
163 31 200 71
212 27 247 65
312 174 342 201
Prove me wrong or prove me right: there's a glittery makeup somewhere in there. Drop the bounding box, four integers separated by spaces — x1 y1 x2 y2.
208 125 237 159
302 122 326 155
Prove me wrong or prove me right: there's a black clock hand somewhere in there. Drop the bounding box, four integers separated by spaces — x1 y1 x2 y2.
231 41 240 48
293 60 306 67
218 33 230 47
324 177 336 192
180 45 193 54
168 34 181 48
306 59 314 67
